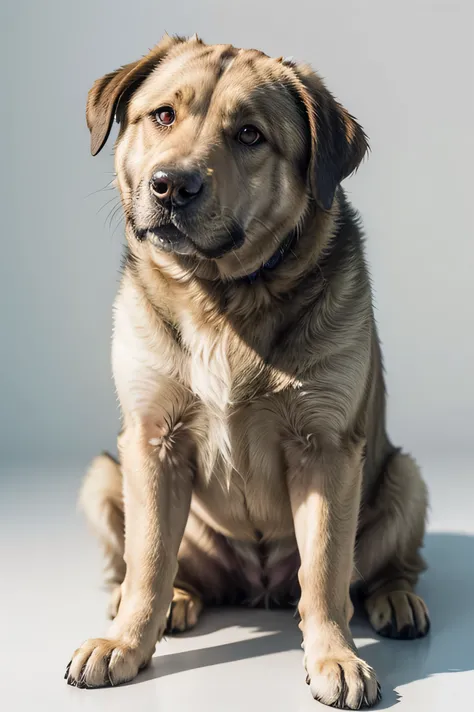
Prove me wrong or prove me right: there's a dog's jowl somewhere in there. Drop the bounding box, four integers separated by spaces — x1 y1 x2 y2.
66 35 430 709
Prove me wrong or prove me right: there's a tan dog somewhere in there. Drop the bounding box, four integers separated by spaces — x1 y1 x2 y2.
66 35 430 709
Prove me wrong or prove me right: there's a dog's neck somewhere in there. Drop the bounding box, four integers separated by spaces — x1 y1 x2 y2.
126 197 340 312
239 228 300 284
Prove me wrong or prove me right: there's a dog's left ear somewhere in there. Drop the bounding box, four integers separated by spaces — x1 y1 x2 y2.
290 63 369 211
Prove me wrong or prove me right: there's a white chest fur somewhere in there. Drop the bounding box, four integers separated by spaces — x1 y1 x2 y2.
180 312 232 413
179 312 234 471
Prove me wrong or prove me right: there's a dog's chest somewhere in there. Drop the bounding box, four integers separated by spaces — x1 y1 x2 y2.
180 314 258 411
179 313 278 475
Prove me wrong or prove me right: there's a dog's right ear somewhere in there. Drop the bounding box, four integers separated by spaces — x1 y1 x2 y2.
86 34 188 156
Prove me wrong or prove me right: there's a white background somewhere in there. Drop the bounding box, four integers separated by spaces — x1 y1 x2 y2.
2 0 473 466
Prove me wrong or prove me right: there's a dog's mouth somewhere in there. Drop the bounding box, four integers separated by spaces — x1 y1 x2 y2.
146 224 193 254
137 221 245 260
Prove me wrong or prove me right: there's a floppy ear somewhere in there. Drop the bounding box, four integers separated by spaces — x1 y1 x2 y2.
290 63 369 211
86 34 188 156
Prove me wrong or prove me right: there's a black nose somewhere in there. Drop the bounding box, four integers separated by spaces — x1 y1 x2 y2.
150 169 204 207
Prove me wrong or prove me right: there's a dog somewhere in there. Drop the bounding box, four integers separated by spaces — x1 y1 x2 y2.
65 35 430 709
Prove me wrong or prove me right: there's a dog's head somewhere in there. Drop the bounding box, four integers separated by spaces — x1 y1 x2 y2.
87 35 368 276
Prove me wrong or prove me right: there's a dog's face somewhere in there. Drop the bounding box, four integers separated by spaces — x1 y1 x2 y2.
87 36 368 276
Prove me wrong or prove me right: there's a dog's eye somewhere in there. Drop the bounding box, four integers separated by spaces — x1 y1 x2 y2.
237 125 263 146
154 106 175 126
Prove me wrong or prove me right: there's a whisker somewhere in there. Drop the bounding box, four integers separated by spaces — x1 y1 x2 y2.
104 202 123 230
111 214 125 238
85 178 116 199
98 195 120 217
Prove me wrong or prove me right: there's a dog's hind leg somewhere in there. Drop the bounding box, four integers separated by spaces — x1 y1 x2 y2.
80 452 204 631
355 451 431 639
80 453 126 617
165 586 203 633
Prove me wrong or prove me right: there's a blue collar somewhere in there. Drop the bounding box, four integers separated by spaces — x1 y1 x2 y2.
245 230 298 283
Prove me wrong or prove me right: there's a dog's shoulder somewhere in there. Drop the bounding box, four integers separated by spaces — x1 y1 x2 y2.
111 257 190 410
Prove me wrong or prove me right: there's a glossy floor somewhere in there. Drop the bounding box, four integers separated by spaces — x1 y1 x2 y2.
1 460 472 711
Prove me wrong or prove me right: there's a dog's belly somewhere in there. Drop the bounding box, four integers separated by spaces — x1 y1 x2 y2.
183 490 300 606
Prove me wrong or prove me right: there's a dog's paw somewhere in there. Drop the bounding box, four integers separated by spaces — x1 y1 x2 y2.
366 590 430 640
165 587 203 633
305 654 380 709
65 638 148 688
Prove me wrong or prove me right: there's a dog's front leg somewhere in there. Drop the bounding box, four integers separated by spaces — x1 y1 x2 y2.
286 440 381 709
66 413 194 688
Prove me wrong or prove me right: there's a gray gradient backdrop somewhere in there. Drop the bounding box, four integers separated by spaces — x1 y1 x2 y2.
2 0 473 468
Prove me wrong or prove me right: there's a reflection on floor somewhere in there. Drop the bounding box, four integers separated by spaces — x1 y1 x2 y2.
1 461 472 711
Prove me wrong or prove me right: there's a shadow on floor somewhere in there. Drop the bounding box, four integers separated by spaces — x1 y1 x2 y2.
131 533 474 708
